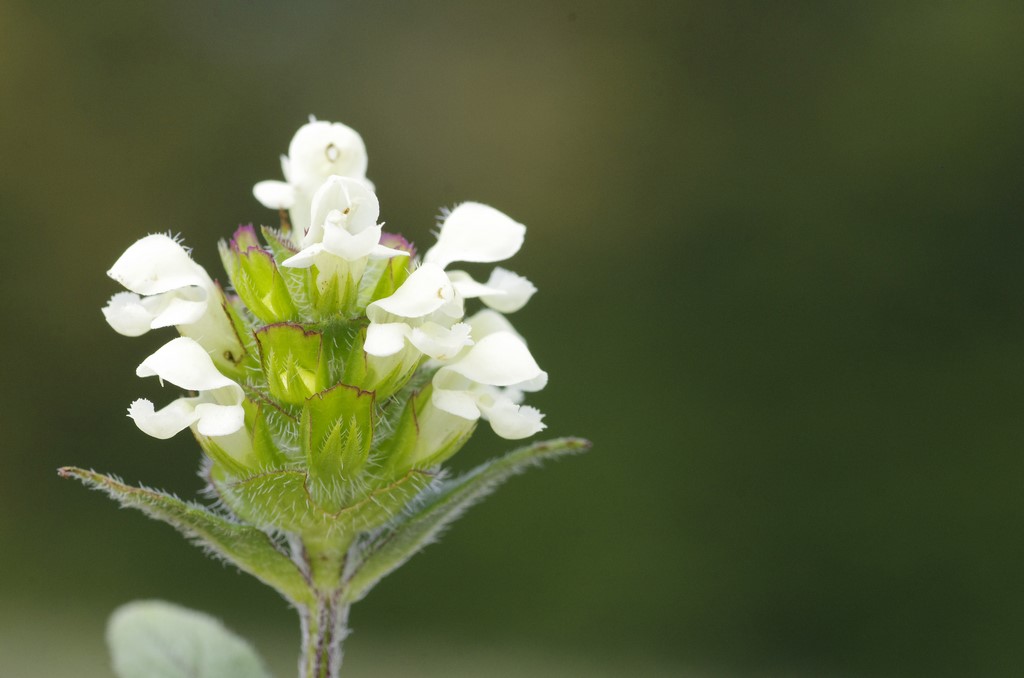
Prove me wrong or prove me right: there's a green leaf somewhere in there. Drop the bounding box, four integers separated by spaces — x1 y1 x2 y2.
108 600 271 678
59 467 312 605
344 437 591 602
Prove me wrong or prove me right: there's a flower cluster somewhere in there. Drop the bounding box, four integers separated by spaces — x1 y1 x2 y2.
101 117 547 533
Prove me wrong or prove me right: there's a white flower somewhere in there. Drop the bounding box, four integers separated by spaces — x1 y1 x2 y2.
103 234 215 336
431 330 547 440
102 234 243 366
253 117 371 241
363 203 536 359
282 176 406 279
364 263 473 360
128 337 245 439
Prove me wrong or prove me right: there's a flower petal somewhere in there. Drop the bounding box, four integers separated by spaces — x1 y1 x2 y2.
136 337 241 393
147 288 209 328
409 322 473 361
281 243 325 268
253 180 296 210
128 397 200 439
446 270 505 299
309 175 380 241
287 120 369 187
442 331 542 386
323 222 384 261
431 387 481 421
465 309 520 341
367 263 454 321
107 234 211 296
364 322 411 357
193 402 246 437
103 292 157 337
480 267 536 313
478 397 546 440
423 202 525 269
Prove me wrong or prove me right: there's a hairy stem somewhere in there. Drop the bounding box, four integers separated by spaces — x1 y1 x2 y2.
299 596 350 678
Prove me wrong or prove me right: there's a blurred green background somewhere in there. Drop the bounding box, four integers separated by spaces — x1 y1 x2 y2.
2 1 1024 676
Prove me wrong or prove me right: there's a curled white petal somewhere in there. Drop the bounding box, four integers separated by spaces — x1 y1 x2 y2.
480 267 536 313
409 322 473 360
368 263 454 321
128 397 202 439
478 396 546 440
423 202 525 269
364 323 412 358
442 331 542 387
107 234 211 296
136 337 242 393
253 180 295 210
103 292 158 337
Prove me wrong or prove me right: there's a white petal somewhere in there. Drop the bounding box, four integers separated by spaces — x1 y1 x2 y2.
364 323 411 357
431 387 481 421
409 322 473 360
479 396 546 440
287 120 369 187
323 222 383 261
367 263 454 321
103 292 156 337
253 180 296 210
465 309 520 341
310 175 380 238
107 234 211 296
136 337 241 392
193 402 246 437
282 243 325 268
128 397 200 439
443 331 542 387
446 270 505 299
480 267 536 313
147 288 208 328
512 370 549 393
423 202 525 269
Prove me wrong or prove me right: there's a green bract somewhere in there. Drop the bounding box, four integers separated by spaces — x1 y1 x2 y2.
71 117 589 677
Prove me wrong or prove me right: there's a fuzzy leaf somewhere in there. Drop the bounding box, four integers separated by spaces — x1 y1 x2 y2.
344 437 591 602
108 600 271 678
59 467 312 605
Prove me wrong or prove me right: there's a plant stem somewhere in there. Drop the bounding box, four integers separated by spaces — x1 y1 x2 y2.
299 595 351 678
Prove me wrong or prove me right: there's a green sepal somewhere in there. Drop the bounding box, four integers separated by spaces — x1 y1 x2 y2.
219 227 298 324
357 246 413 309
212 466 435 539
376 385 476 479
255 323 329 405
343 437 592 603
108 600 272 678
58 467 312 605
261 225 314 317
302 383 376 510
